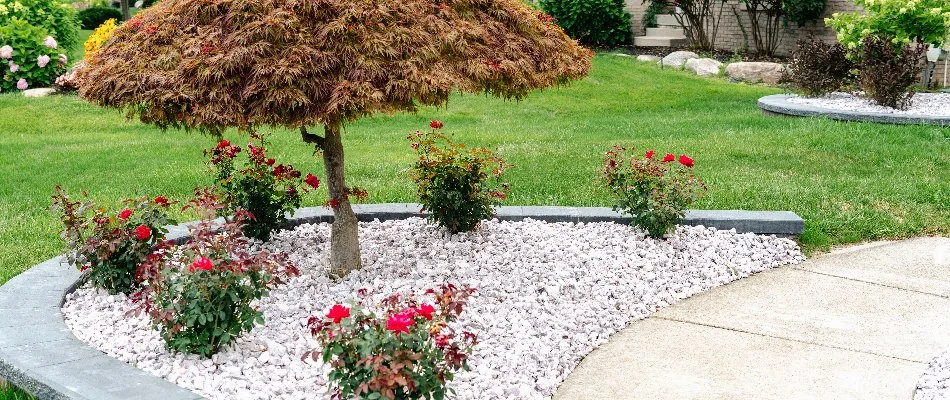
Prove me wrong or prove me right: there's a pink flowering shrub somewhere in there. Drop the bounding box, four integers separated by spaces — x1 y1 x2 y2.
0 19 67 92
305 284 478 400
408 121 510 233
135 189 299 357
600 146 707 238
50 186 174 294
207 132 321 241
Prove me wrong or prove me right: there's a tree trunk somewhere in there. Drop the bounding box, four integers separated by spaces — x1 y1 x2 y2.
120 0 130 20
322 123 361 278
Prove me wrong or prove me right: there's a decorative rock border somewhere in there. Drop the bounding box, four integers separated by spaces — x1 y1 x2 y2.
758 94 950 126
0 205 803 400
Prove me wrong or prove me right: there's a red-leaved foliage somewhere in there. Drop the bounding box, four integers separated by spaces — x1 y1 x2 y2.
77 0 593 132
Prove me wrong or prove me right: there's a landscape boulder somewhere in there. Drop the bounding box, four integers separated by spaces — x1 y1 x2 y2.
725 62 786 85
23 88 56 98
661 51 698 68
685 58 723 77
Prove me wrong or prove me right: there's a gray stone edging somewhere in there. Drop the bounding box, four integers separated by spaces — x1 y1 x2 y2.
0 205 804 400
758 93 950 126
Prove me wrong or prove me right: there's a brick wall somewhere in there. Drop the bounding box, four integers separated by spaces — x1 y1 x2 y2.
624 0 950 86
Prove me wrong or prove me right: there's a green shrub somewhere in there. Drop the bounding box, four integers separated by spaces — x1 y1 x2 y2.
784 0 826 26
539 0 632 47
138 192 298 357
858 36 925 109
826 0 949 51
0 0 80 51
207 132 321 241
600 146 707 238
409 121 511 234
77 6 122 30
50 187 174 295
786 36 854 97
0 19 69 92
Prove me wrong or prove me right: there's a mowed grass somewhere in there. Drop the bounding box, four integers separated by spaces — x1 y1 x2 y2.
1 54 948 286
0 381 33 400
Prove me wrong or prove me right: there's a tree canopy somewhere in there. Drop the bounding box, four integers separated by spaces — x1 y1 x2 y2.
78 0 593 133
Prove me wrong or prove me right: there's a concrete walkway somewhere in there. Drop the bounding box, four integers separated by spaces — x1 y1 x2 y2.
556 237 950 400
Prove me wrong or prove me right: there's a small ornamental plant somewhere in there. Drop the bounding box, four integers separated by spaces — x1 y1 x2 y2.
786 37 855 97
826 0 949 53
0 19 68 92
135 189 299 357
857 36 925 109
600 146 707 238
207 132 322 241
408 121 510 234
83 18 117 56
50 186 174 295
305 284 478 400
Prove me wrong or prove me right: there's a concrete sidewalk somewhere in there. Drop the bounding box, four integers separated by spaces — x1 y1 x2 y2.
556 237 950 400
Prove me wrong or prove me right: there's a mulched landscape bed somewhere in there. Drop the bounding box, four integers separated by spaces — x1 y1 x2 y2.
64 218 803 400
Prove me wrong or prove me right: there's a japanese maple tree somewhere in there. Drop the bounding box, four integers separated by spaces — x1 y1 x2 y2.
77 0 592 277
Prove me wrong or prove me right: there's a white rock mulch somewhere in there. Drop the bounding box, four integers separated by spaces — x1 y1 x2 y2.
788 92 950 116
63 218 804 400
917 349 950 400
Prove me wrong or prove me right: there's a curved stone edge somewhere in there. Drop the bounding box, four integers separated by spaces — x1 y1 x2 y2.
757 94 950 126
0 205 804 400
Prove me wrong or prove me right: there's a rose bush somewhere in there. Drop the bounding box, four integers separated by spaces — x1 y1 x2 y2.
0 18 67 91
600 146 707 238
305 284 477 400
134 189 299 357
50 186 174 295
207 132 321 241
408 122 510 234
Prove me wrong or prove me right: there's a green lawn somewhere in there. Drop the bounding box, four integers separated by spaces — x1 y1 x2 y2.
0 54 948 286
68 29 93 67
0 381 33 400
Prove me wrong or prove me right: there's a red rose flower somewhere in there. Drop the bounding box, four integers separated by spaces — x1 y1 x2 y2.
663 153 675 163
265 158 276 166
678 154 694 168
134 225 151 240
417 303 435 320
305 173 321 189
386 314 414 334
326 304 351 324
154 196 169 207
430 120 444 129
118 209 133 220
216 139 230 149
189 257 213 272
645 150 655 159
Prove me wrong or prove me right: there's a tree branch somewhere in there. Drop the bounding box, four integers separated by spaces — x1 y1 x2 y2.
300 127 326 149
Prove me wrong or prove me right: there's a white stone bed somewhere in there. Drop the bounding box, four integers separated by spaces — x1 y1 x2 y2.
917 349 950 400
787 92 950 116
63 218 804 400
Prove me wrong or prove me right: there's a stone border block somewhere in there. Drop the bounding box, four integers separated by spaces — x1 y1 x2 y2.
0 205 803 399
758 94 950 126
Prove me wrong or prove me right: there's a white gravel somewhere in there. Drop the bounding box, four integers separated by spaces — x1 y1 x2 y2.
63 218 804 400
788 92 950 115
917 349 950 400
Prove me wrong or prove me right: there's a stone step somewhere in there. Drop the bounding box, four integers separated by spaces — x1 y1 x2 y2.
634 36 688 47
646 27 685 38
656 14 687 27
